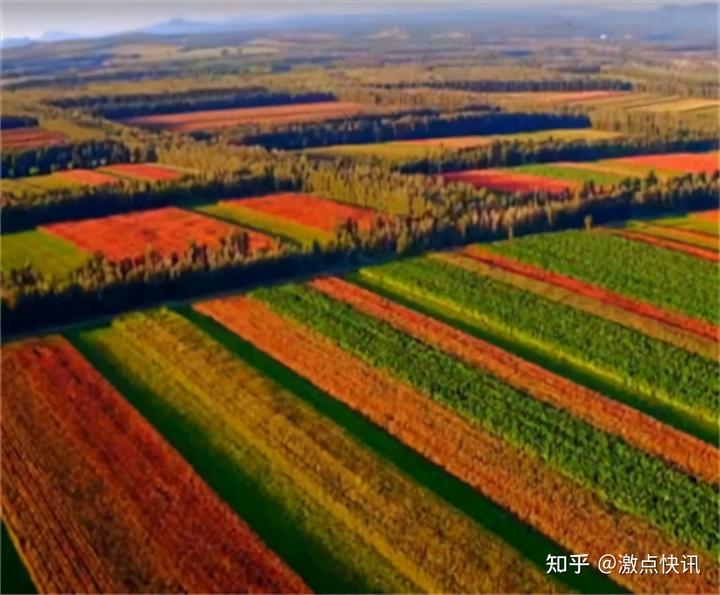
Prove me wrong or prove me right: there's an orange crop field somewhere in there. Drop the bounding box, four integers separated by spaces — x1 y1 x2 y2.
195 295 717 594
224 193 380 231
442 168 580 194
605 228 719 262
42 207 274 262
616 151 720 173
99 163 185 181
123 102 365 132
693 209 720 222
310 276 718 483
1 127 68 149
464 246 719 341
54 169 121 186
1 336 308 593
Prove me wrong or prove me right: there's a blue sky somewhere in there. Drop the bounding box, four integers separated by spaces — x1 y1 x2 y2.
1 1 698 39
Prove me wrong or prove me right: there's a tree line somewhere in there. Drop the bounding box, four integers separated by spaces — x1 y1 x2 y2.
371 79 632 92
3 172 716 335
49 87 337 120
1 140 137 178
397 136 720 174
1 115 39 129
239 111 589 150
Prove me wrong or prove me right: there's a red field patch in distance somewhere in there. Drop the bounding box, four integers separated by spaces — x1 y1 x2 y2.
42 207 274 262
101 163 185 181
615 152 720 174
54 169 122 186
124 102 365 132
223 193 381 231
442 169 579 195
0 127 68 150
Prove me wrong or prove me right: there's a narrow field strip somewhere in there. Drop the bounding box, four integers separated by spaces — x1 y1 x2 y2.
309 276 718 484
199 203 331 246
80 309 555 595
359 258 718 427
1 337 307 594
489 230 718 325
628 222 719 250
603 228 719 262
196 294 718 593
461 246 718 345
243 284 718 557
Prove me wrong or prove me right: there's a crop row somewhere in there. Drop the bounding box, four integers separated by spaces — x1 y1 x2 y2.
309 276 718 483
441 250 716 360
195 293 717 593
605 228 719 262
1 337 305 594
628 222 718 250
80 309 554 594
360 256 718 425
248 283 718 556
489 230 718 324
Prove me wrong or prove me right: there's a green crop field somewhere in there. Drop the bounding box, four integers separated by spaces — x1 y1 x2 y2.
1 230 90 276
509 163 627 185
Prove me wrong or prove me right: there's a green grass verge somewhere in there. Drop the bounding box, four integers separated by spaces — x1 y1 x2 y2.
1 523 36 595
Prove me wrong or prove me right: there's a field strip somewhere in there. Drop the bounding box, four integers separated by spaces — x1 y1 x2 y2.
2 337 307 594
602 228 719 262
80 309 559 594
309 276 719 483
196 294 718 593
237 284 718 554
461 246 719 345
628 222 719 249
199 203 334 246
357 258 718 430
438 251 715 359
488 230 718 326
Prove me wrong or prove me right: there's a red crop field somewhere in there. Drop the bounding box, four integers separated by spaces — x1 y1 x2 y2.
606 228 719 262
310 276 718 484
54 169 121 186
1 127 68 149
615 151 720 173
1 336 308 594
464 246 719 341
123 102 365 132
223 193 380 231
42 207 274 262
100 163 185 181
196 295 716 594
442 169 579 194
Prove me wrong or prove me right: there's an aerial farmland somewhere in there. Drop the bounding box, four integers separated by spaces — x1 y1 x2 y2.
1 2 719 595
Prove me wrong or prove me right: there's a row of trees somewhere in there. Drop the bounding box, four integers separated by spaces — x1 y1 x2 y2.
1 115 39 129
372 78 632 92
397 136 720 174
3 172 716 334
5 131 716 230
239 111 589 150
50 88 337 120
1 140 140 178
